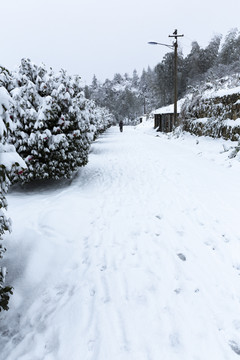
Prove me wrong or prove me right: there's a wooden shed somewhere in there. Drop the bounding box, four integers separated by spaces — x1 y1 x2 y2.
154 113 175 132
153 100 183 133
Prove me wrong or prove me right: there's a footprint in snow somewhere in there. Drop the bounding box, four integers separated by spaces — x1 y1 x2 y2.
102 296 111 303
177 253 186 261
174 288 181 294
98 264 107 271
88 340 96 352
233 263 240 271
89 289 96 296
222 234 230 243
169 332 180 348
229 340 240 355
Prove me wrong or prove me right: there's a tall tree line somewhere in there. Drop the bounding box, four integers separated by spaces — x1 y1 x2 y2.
84 28 240 122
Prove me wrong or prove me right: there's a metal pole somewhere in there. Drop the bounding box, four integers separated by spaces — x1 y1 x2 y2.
169 30 184 128
174 39 178 127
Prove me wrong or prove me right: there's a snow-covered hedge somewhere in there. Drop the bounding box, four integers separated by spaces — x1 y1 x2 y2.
0 59 113 311
0 69 26 311
8 59 113 183
88 101 113 141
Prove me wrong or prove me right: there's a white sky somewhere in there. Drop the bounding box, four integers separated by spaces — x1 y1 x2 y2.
1 0 240 84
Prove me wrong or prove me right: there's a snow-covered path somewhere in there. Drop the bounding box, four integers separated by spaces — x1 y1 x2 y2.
1 125 240 360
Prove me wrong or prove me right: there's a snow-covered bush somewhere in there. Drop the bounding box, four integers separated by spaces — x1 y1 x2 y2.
87 101 113 141
0 68 26 311
10 59 97 182
95 106 114 135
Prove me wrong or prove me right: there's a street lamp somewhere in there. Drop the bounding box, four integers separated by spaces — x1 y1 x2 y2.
148 30 184 127
148 41 173 50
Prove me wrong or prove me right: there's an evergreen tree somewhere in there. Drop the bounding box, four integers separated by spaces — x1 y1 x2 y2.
10 59 94 183
0 67 25 311
184 41 202 84
90 74 101 102
124 73 130 82
139 69 148 113
84 85 91 99
91 74 98 89
132 69 139 88
218 28 240 66
200 34 222 72
113 73 123 85
139 67 156 112
153 51 175 106
177 49 186 99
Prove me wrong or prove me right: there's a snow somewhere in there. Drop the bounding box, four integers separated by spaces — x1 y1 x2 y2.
0 117 7 137
0 144 26 171
153 98 185 115
203 85 240 99
223 118 240 127
1 124 240 359
184 117 240 129
189 117 209 124
0 87 11 115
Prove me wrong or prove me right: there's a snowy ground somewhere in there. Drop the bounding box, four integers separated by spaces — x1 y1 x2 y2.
1 123 240 360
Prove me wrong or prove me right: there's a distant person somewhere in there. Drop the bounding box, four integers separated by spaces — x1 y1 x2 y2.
119 120 123 132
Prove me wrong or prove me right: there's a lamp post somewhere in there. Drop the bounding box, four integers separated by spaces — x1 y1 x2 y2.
148 29 183 127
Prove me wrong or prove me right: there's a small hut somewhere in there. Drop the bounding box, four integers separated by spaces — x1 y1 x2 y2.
154 113 175 132
153 100 183 132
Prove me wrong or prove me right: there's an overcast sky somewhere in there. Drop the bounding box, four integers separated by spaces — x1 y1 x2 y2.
1 0 240 84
